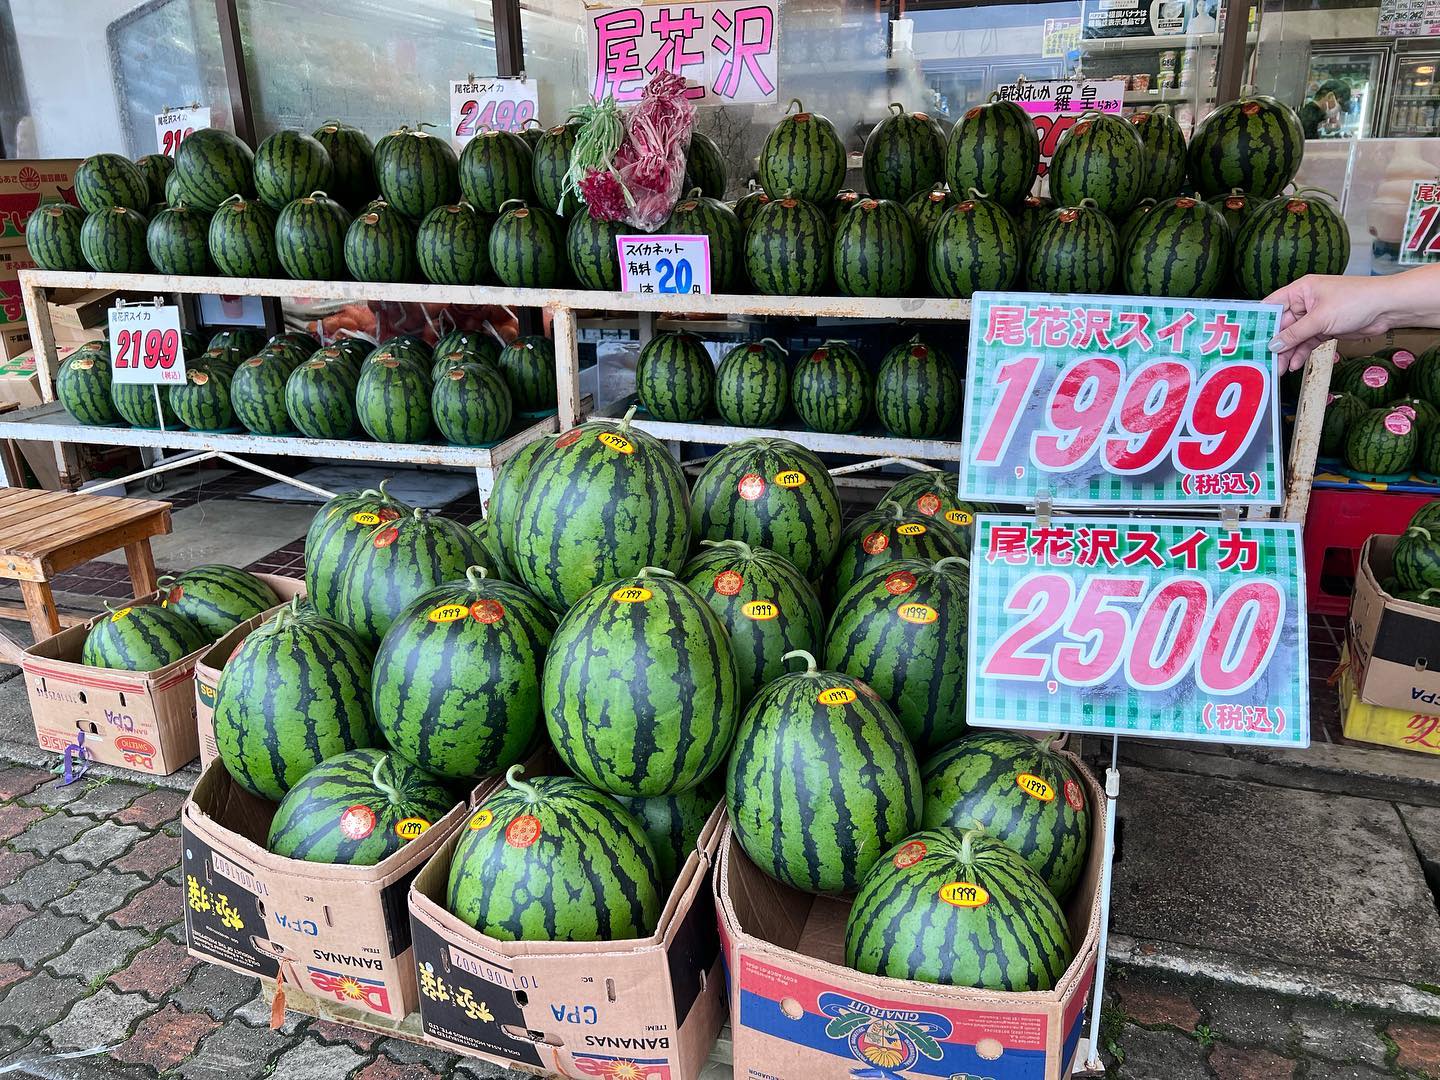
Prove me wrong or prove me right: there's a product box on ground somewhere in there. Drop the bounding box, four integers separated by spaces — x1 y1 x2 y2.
1339 643 1440 755
0 159 81 242
717 754 1105 1080
408 802 728 1080
1348 535 1440 715
192 575 308 769
0 243 36 327
181 758 469 1022
23 593 205 775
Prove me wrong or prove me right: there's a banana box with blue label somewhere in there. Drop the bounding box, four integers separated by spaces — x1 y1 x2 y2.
1339 643 1440 755
1348 534 1440 715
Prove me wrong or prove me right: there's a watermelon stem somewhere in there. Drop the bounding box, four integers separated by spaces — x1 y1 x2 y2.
785 99 805 115
637 566 676 580
887 102 904 116
701 538 754 560
933 556 970 572
782 648 818 673
497 199 529 216
504 764 542 802
370 753 404 805
758 337 789 356
966 187 991 201
1288 186 1339 205
465 565 490 588
1411 526 1433 540
617 404 638 433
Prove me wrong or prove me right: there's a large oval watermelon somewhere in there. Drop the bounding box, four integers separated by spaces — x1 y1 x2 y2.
1122 195 1231 299
792 340 869 434
745 196 831 296
714 339 789 428
874 337 959 438
928 193 1021 298
81 604 207 671
1233 193 1349 300
161 564 279 639
26 203 87 270
758 101 847 204
1050 112 1147 218
486 436 552 563
886 470 983 553
832 198 917 298
1188 96 1304 200
208 196 279 277
944 99 1039 209
374 127 460 219
636 331 714 422
863 104 945 202
830 502 964 602
275 194 351 280
253 131 334 210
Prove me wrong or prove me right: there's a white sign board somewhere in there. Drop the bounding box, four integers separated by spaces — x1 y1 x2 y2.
450 78 540 148
108 304 187 386
616 234 712 294
154 106 211 157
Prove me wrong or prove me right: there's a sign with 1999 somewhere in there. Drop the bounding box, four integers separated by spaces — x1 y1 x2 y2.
966 515 1308 747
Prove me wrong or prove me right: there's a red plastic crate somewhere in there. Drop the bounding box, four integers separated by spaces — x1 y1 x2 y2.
1304 486 1434 616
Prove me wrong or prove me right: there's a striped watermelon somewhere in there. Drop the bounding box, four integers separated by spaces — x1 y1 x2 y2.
665 194 740 291
887 470 983 553
1050 112 1147 217
274 194 350 280
433 363 513 445
1321 393 1369 457
944 100 1039 209
1208 189 1258 237
56 348 120 426
112 381 181 430
533 123 580 215
831 502 964 603
344 201 417 282
636 331 714 422
745 196 831 296
490 201 565 287
833 198 917 297
134 154 174 205
726 649 921 894
679 539 824 704
1025 203 1119 294
161 564 279 639
253 131 334 210
1394 524 1440 592
689 438 841 580
459 130 535 213
211 328 266 354
311 121 376 210
286 357 359 439
167 362 235 432
75 154 150 213
923 731 1091 898
330 334 372 367
611 781 720 884
487 435 551 560
684 131 728 199
1346 407 1417 477
356 358 433 444
417 202 493 285
214 600 379 801
1015 194 1056 252
305 485 410 622
231 351 302 435
758 101 847 204
447 768 663 941
793 340 869 434
173 128 255 212
374 127 459 219
434 330 499 370
25 203 86 270
844 827 1072 989
1132 108 1187 201
863 104 946 202
1117 198 1159 254
497 335 557 412
567 212 625 290
81 207 149 273
369 335 433 375
1233 192 1349 300
905 184 955 273
1188 96 1304 199
146 206 212 276
81 604 206 671
373 566 555 780
928 194 1021 298
874 337 959 438
208 196 279 277
1122 195 1231 299
511 409 691 611
828 189 865 228
1396 396 1440 438
267 748 453 865
733 184 770 236
715 339 789 427
543 568 740 796
432 343 496 382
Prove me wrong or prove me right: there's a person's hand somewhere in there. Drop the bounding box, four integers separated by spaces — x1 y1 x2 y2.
1264 275 1393 373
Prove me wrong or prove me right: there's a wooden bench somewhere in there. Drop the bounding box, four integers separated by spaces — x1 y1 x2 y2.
0 486 172 645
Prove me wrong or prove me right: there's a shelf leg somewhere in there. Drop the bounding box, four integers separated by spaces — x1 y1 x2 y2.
551 305 580 431
475 466 495 516
1282 338 1337 524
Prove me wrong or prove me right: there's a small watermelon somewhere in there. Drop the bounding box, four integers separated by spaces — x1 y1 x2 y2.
1345 407 1418 477
863 103 945 202
873 337 959 439
57 348 120 426
286 357 359 439
636 331 714 422
112 380 180 430
167 362 235 432
160 564 279 639
81 604 207 670
792 340 869 434
432 363 513 446
714 339 789 428
1394 524 1440 593
1320 393 1369 457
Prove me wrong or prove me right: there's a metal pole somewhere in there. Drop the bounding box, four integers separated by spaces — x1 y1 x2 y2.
214 0 257 145
1084 736 1122 1073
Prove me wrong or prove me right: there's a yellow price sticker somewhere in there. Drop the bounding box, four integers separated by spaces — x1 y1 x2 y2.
428 604 469 623
898 604 938 625
1016 773 1056 802
598 432 635 454
352 511 382 526
774 470 807 488
611 586 652 603
939 881 990 908
946 509 975 527
817 687 857 707
896 522 928 536
111 607 133 622
742 600 780 621
468 808 494 831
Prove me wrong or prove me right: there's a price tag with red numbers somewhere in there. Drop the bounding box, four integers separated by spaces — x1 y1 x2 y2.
1400 180 1440 266
966 514 1309 747
108 302 187 386
449 78 539 148
959 292 1284 508
154 106 210 157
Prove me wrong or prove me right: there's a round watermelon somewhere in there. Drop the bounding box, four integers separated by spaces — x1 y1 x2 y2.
254 130 334 210
166 363 235 432
1025 202 1119 294
112 380 180 430
304 485 411 623
792 340 869 434
173 128 255 212
147 205 212 276
81 603 207 671
311 120 376 210
1188 96 1304 200
26 203 86 271
208 196 279 277
497 335 557 412
432 363 513 446
161 564 279 639
733 184 770 236
459 130 535 214
1233 192 1349 300
830 502 964 602
75 153 150 214
56 348 121 426
231 350 303 436
832 197 917 298
490 201 565 287
374 127 459 219
533 122 580 215
944 99 1039 209
886 470 983 553
1050 113 1146 218
134 154 174 206
1345 407 1418 478
344 201 416 282
467 517 510 582
665 193 740 292
758 101 847 204
356 358 432 443
745 196 831 296
928 193 1021 298
714 339 789 428
1122 195 1231 299
275 193 351 280
286 357 359 439
863 104 945 202
874 337 959 438
417 202 493 286
1131 108 1187 202
486 436 552 563
636 331 714 422
567 212 626 290
684 131 728 199
610 779 720 884
81 207 149 273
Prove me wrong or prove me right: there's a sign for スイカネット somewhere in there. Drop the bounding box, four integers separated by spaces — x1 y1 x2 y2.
617 234 712 294
1400 180 1440 265
959 292 1283 507
966 515 1309 747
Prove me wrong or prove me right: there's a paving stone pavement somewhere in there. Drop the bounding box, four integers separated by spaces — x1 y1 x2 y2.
0 757 1439 1079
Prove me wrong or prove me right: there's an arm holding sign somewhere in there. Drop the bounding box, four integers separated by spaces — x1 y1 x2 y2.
1266 265 1440 373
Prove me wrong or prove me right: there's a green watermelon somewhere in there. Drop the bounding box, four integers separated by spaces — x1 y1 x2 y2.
459 130 534 213
1025 203 1118 294
167 362 235 432
1015 194 1056 252
1421 429 1440 477
1208 189 1258 237
690 438 841 580
374 127 459 219
214 600 379 801
745 196 831 296
1188 96 1304 199
490 201 564 287
1122 195 1231 299
305 485 410 622
80 603 207 670
758 101 847 204
56 348 120 426
844 827 1072 989
904 184 955 270
684 131 728 199
447 768 663 941
231 351 302 435
1395 525 1440 592
160 564 279 639
267 748 453 865
944 99 1039 209
369 335 433 375
1050 112 1146 218
827 189 865 228
1132 108 1187 201
679 539 824 704
928 194 1021 299
254 131 334 210
831 502 964 603
497 335 556 412
511 409 690 612
344 201 416 282
1234 193 1349 300
81 207 149 273
146 205 212 275
714 339 789 427
311 121 375 209
286 357 359 439
886 471 983 553
373 567 555 780
727 648 921 894
468 517 511 581
329 334 372 367
832 197 917 298
874 337 959 438
75 153 150 214
543 568 740 796
1321 393 1369 457
434 330 499 369
487 435 551 558
173 128 255 212
733 184 770 236
274 194 350 280
1396 396 1440 438
164 169 185 208
567 212 625 290
533 123 580 215
112 380 180 430
210 329 265 354
864 104 946 202
1345 407 1417 477
611 781 720 884
25 203 86 270
1336 357 1402 409
356 358 432 444
793 340 869 434
1117 198 1159 254
134 154 174 205
417 202 493 285
433 363 513 445
636 331 714 422
665 193 740 292
208 196 279 277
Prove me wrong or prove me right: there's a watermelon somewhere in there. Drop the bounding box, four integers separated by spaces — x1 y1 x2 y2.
134 154 174 205
447 768 663 941
459 130 535 213
886 471 983 553
905 183 955 269
75 154 149 214
1345 407 1417 477
369 335 433 375
733 184 770 236
330 334 372 367
636 331 714 422
726 648 921 894
112 380 180 430
944 99 1039 209
832 197 917 298
1188 96 1304 200
1015 194 1056 252
922 731 1091 898
311 121 376 209
1233 193 1349 300
167 362 235 432
714 339 789 428
160 564 279 639
433 363 513 445
434 330 499 370
863 104 945 202
490 201 565 288
543 568 740 796
214 600 379 801
468 517 511 581
208 196 278 277
373 566 555 780
1025 203 1119 294
690 439 841 580
286 357 359 439
1320 393 1369 457
611 781 720 884
164 169 185 208
146 205 212 275
567 212 626 290
758 101 847 204
356 358 433 444
344 201 417 282
267 748 453 866
1117 198 1159 254
253 131 334 210
745 196 831 296
1422 429 1440 477
271 193 348 280
1122 195 1231 299
417 202 493 285
665 193 740 291
533 123 580 215
1208 189 1258 237
684 131 728 199
831 502 965 603
512 409 691 612
210 329 265 354
25 203 86 270
1050 112 1146 218
1394 524 1440 593
844 827 1072 989
173 128 255 212
828 189 865 228
487 435 552 560
56 348 120 426
928 193 1021 299
1411 345 1440 405
1335 357 1402 409
792 340 869 434
305 486 410 623
81 207 149 273
81 603 206 670
874 337 959 438
374 127 459 219
497 335 557 412
231 351 302 435
1132 108 1187 201
1396 396 1440 438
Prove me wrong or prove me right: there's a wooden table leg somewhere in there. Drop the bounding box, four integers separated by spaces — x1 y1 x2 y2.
125 540 159 597
18 579 61 643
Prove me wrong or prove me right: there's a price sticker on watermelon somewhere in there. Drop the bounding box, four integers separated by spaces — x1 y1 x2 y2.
154 105 210 157
959 292 1284 507
108 301 187 386
966 515 1309 747
1400 180 1440 266
449 77 539 147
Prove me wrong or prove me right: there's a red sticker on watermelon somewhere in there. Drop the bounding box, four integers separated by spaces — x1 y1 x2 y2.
555 428 584 448
1362 365 1390 389
893 840 927 869
862 532 890 555
374 526 400 548
471 599 505 624
884 570 916 595
1395 350 1417 369
1385 411 1412 436
339 805 377 841
1064 780 1085 812
168 586 184 604
737 473 766 501
506 815 542 848
916 493 942 517
713 570 744 596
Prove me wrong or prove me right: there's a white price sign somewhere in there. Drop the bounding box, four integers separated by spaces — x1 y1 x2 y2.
616 234 712 295
108 303 187 386
449 78 539 147
154 106 211 157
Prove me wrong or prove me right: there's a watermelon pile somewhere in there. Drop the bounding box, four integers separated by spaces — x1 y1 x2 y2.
1317 346 1440 480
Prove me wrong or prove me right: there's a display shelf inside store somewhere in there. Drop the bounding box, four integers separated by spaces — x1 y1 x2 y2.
1078 31 1256 52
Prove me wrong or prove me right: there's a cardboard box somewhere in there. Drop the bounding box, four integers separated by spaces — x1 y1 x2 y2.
182 759 470 1022
0 244 35 327
408 803 728 1080
1339 644 1440 755
0 159 81 242
22 594 206 775
717 754 1106 1080
0 325 31 363
1347 534 1440 715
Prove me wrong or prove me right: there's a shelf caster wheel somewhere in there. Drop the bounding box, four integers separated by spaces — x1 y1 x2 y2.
145 475 165 493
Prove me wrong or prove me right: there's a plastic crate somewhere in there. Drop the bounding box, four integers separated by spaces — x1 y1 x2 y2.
1304 485 1433 616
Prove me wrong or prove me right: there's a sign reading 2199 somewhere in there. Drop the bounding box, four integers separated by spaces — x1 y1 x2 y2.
959 292 1284 508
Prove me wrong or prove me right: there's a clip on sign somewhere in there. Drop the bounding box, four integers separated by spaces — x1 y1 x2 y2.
1400 179 1440 266
616 234 712 295
992 81 1123 176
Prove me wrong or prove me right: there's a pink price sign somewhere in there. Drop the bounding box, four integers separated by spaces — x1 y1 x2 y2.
993 81 1124 177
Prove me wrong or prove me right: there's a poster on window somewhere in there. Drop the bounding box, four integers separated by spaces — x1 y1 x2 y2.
585 0 780 104
1378 0 1440 36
